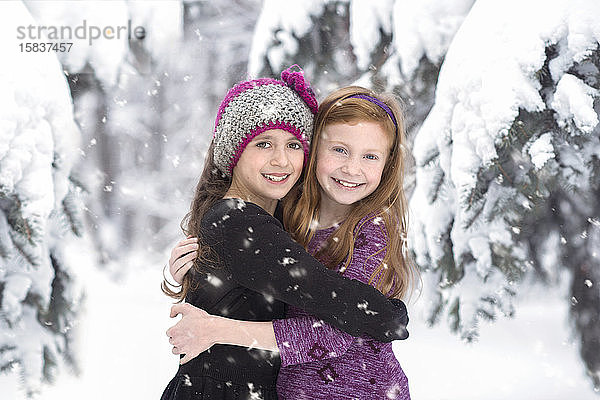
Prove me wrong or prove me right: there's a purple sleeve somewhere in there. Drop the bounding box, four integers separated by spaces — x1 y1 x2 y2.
273 316 355 367
273 217 389 367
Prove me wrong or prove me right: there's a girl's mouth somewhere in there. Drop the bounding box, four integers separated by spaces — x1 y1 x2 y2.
332 177 364 188
262 173 291 183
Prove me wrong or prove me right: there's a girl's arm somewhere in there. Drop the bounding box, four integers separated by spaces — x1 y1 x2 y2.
211 201 408 342
167 303 277 364
169 217 396 365
225 217 393 366
168 202 408 363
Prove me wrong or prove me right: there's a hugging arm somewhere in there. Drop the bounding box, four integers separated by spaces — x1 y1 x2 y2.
167 205 408 363
216 206 408 341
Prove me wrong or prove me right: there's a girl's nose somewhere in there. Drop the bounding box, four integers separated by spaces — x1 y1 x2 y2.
341 158 360 175
270 147 290 167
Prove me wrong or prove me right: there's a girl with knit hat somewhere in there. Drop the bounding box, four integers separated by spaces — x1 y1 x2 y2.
160 68 410 400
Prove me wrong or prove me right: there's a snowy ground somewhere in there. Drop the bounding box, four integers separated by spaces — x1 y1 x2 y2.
2 241 598 399
395 285 599 399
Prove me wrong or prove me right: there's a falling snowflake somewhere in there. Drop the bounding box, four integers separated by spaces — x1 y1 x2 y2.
385 383 403 399
310 219 320 230
263 293 274 303
357 300 378 315
279 257 297 266
288 266 306 278
206 274 223 287
247 382 263 400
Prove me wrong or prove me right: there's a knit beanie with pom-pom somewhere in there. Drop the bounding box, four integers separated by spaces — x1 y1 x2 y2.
212 65 318 177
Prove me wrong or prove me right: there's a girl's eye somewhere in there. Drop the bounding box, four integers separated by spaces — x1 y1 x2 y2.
288 142 302 150
333 147 347 155
256 141 271 148
365 154 379 160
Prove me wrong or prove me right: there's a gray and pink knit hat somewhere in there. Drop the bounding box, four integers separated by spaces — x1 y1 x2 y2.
213 65 318 176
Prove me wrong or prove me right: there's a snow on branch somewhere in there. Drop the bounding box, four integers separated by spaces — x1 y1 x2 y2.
409 0 600 343
0 1 84 395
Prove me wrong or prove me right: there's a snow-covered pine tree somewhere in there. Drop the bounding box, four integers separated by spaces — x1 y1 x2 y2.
511 48 600 389
408 0 600 388
0 2 84 395
250 0 600 389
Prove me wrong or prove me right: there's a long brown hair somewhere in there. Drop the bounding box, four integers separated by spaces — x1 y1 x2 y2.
283 86 419 299
161 140 231 301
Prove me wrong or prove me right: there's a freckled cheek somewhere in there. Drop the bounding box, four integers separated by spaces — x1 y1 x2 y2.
366 166 385 186
317 152 341 172
315 156 338 181
315 161 333 191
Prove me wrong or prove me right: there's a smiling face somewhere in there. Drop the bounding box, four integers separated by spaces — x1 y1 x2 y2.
316 121 391 214
228 129 305 212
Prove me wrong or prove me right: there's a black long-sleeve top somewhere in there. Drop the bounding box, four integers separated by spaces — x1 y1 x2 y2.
176 198 408 388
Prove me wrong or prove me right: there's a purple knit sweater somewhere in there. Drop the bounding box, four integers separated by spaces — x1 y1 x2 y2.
273 216 410 399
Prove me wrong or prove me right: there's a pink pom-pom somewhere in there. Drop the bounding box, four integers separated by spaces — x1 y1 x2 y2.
281 64 318 115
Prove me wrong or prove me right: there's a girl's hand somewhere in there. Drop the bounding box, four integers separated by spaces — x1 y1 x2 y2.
169 237 199 284
166 303 218 364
